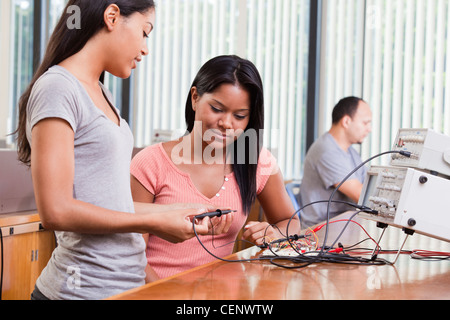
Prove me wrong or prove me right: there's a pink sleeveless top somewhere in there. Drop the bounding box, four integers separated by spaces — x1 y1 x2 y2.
130 143 276 278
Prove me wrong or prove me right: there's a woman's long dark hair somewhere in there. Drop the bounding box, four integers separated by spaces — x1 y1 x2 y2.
185 55 265 214
14 0 155 166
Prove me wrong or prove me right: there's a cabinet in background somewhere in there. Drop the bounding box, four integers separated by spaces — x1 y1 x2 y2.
0 211 56 300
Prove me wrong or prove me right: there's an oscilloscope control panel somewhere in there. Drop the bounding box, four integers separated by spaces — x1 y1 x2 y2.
360 166 406 220
359 165 450 242
390 128 450 177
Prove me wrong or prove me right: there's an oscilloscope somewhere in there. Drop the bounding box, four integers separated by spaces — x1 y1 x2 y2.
358 128 450 243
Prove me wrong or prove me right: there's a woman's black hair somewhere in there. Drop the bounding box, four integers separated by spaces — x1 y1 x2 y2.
15 0 155 166
185 55 265 214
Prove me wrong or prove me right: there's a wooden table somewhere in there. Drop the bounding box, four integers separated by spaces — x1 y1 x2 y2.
109 212 450 300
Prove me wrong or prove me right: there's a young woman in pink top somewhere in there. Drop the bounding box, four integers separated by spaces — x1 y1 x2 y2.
131 55 300 280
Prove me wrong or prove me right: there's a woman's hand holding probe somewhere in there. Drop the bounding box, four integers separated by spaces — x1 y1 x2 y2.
134 203 233 243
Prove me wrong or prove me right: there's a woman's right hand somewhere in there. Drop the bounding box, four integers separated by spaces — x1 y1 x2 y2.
139 206 231 243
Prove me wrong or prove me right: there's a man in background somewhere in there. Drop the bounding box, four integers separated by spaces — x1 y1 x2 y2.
298 96 372 228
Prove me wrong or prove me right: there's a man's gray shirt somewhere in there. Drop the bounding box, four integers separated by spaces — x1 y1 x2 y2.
298 133 367 228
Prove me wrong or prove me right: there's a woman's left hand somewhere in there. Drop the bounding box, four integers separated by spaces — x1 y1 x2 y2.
207 212 234 235
242 221 283 246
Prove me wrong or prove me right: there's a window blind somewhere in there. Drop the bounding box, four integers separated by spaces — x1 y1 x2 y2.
363 0 450 162
320 0 450 165
132 0 311 180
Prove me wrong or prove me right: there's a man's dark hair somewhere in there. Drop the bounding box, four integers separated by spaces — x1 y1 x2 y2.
332 96 365 124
